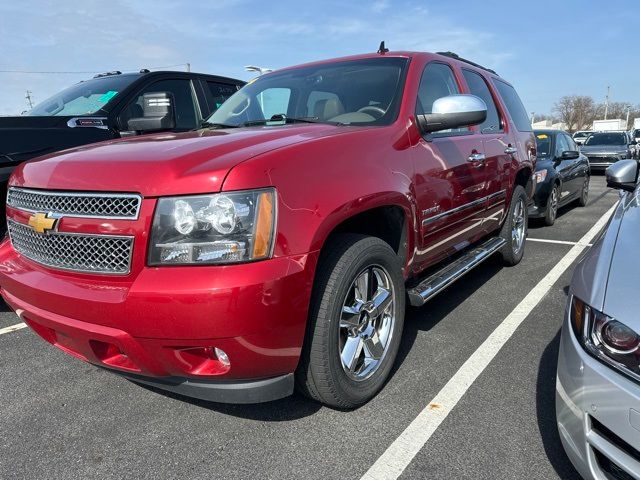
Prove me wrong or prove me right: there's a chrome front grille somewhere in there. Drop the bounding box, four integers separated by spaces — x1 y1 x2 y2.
8 220 134 274
7 187 141 219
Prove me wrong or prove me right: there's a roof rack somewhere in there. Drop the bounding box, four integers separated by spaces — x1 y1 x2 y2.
435 52 497 75
93 71 122 78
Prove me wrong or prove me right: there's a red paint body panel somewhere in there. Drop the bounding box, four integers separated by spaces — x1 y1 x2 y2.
0 52 535 397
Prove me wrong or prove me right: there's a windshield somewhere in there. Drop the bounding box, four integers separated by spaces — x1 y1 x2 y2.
534 132 552 157
634 129 640 139
28 75 138 116
207 57 408 127
584 132 627 146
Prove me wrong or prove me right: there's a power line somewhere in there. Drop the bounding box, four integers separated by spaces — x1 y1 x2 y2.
0 63 191 74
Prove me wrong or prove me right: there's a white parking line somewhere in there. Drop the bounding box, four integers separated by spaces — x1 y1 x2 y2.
527 238 592 247
361 202 618 480
0 322 27 336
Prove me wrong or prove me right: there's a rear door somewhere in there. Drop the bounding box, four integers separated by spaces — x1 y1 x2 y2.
413 62 489 267
556 133 583 200
460 68 510 234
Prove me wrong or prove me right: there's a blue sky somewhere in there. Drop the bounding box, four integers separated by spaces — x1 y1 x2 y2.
0 0 637 116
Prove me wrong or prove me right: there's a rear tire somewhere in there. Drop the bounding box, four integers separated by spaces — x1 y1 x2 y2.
499 185 527 266
544 183 560 226
296 234 405 409
577 176 589 207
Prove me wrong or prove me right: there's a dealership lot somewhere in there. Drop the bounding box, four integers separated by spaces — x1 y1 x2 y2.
0 176 619 479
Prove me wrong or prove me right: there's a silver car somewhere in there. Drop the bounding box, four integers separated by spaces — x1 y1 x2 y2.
557 159 640 480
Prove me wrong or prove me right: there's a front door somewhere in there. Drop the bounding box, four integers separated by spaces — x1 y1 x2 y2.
412 62 489 269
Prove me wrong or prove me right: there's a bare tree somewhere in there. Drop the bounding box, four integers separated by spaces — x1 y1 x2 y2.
553 95 595 133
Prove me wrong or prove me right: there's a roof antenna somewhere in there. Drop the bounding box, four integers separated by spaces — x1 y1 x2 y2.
377 41 389 54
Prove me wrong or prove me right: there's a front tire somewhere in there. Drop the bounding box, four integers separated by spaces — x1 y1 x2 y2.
500 185 528 266
296 234 405 409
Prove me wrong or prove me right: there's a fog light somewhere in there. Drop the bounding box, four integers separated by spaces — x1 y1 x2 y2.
215 347 230 366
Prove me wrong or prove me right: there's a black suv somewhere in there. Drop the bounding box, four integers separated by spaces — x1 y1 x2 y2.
0 70 244 227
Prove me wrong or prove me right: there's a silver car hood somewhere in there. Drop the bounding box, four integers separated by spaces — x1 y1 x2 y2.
580 145 627 155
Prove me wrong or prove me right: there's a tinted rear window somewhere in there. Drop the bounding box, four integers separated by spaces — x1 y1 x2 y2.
493 80 532 132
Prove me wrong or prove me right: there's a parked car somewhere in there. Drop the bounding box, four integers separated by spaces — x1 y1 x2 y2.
0 50 536 407
631 128 640 159
580 131 635 170
0 70 244 231
529 130 590 225
557 159 640 480
572 130 592 146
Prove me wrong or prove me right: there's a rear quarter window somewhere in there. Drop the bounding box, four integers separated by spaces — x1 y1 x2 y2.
493 79 532 132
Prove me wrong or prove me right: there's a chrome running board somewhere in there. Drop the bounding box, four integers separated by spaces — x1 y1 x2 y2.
407 237 506 307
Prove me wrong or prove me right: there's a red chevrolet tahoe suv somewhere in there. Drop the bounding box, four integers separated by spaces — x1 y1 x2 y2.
0 51 535 408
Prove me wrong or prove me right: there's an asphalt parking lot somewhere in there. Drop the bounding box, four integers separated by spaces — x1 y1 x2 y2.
0 174 620 480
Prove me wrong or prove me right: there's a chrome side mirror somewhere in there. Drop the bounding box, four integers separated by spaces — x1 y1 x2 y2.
417 94 487 134
606 160 639 193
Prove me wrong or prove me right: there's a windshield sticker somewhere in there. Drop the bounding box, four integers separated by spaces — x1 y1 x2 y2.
536 134 548 139
98 90 118 103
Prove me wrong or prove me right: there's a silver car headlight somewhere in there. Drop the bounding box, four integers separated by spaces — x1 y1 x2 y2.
570 296 640 382
149 188 276 265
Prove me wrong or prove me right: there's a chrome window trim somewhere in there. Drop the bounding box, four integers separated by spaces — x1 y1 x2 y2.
422 189 507 226
7 219 134 275
7 187 142 220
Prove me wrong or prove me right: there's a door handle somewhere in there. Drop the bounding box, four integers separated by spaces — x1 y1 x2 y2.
468 152 486 163
505 146 518 155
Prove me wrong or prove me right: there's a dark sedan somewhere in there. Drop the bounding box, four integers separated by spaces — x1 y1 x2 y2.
529 130 590 225
580 131 635 169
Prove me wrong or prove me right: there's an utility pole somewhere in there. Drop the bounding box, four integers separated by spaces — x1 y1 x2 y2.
626 105 632 129
186 62 191 72
25 90 34 110
530 112 535 125
604 85 610 120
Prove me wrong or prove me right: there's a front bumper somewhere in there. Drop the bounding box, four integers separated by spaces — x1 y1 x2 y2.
556 306 640 479
585 156 626 169
0 240 318 403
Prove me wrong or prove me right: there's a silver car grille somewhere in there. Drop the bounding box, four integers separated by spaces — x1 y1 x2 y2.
7 187 141 219
8 220 134 275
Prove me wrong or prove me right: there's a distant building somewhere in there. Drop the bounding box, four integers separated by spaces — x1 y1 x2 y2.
532 120 568 131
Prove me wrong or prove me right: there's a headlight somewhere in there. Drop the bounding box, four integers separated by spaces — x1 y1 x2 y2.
534 170 547 183
570 296 640 381
149 188 276 265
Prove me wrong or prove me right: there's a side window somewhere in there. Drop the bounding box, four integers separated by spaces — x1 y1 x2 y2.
123 79 199 130
565 134 578 151
493 80 532 132
461 69 502 133
555 134 570 157
257 88 291 119
207 82 238 113
416 62 466 134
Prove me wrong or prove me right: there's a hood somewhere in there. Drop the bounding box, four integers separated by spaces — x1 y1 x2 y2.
602 192 640 331
580 144 628 155
0 115 112 168
11 124 343 196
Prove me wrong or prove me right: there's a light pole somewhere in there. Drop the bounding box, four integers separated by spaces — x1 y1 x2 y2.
626 105 632 130
245 65 273 76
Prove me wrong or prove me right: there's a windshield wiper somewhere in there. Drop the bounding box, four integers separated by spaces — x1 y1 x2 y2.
241 114 322 127
196 121 239 130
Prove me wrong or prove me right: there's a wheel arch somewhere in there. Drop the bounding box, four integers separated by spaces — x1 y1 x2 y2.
310 194 415 279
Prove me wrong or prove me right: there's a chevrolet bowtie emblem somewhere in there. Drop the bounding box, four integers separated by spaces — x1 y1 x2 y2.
28 212 59 234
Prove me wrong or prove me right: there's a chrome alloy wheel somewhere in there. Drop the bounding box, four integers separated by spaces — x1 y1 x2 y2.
512 197 526 255
339 265 396 381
